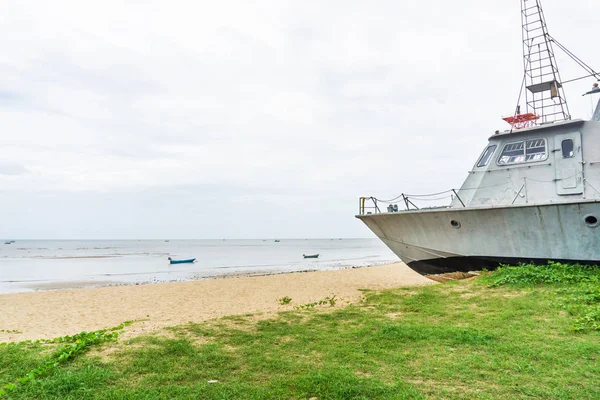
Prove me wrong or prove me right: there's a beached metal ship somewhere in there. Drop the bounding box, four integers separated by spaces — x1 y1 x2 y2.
357 0 600 274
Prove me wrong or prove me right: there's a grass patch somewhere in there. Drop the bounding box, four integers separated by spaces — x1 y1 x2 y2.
480 261 600 332
1 263 599 399
294 295 338 310
0 323 129 398
481 261 600 287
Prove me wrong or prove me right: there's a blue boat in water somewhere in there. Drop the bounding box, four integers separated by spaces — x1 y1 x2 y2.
168 257 196 264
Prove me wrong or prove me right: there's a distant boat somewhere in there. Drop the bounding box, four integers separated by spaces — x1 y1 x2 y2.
274 240 280 242
165 240 170 242
168 257 196 264
4 241 11 245
303 254 319 259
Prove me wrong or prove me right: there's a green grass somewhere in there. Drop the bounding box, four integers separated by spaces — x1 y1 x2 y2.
480 261 600 331
2 263 600 399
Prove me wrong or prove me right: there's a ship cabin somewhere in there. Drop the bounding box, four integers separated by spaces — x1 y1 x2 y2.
453 117 600 208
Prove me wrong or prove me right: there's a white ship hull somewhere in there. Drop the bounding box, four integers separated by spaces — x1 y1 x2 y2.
357 200 600 274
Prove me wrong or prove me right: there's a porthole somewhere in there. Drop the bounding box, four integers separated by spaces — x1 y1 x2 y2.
450 220 461 229
584 215 599 228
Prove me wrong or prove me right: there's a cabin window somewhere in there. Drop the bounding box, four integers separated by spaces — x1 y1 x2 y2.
476 145 497 167
498 142 525 164
497 138 547 165
562 139 574 158
525 139 546 161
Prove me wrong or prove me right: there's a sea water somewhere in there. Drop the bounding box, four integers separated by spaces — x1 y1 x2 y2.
0 239 398 293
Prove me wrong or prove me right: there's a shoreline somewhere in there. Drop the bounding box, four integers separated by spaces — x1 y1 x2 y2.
9 261 398 293
0 262 433 342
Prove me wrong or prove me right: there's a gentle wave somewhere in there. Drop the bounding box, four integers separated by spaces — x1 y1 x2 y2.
0 239 399 294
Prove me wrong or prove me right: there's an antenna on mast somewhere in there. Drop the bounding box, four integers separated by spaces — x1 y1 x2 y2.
503 0 600 129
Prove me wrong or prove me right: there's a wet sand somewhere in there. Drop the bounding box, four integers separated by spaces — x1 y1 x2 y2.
0 262 433 342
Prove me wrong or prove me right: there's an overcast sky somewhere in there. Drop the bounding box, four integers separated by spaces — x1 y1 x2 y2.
0 0 598 239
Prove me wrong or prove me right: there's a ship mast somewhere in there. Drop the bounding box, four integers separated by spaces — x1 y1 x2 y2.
520 0 569 124
504 0 600 129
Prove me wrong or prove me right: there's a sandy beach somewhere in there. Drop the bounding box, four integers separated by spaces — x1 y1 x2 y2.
0 262 432 342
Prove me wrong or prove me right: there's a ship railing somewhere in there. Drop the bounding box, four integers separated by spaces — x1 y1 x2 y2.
358 190 465 215
359 173 600 215
358 197 381 215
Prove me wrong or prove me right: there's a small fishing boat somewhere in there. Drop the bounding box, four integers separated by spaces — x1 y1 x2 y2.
168 257 196 264
274 240 280 242
303 254 319 259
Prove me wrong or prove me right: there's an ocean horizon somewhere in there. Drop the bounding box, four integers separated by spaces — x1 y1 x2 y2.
0 238 398 294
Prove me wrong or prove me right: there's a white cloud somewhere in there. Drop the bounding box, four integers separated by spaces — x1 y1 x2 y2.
0 0 598 238
0 161 29 176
